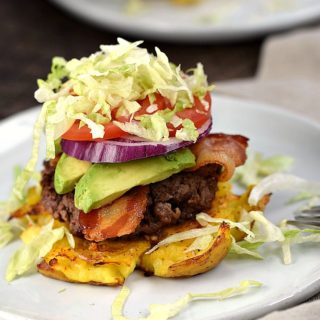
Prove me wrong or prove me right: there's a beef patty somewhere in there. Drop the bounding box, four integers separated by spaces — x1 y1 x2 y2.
41 158 221 238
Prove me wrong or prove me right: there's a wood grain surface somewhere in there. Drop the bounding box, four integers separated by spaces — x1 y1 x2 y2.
0 0 263 119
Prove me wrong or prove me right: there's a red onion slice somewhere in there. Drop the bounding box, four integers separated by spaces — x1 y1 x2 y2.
61 119 212 163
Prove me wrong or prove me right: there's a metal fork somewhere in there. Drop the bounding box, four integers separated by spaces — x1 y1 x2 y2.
287 206 320 229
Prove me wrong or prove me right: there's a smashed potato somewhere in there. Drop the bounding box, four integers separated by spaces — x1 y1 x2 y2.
139 222 231 277
13 181 269 285
38 237 150 286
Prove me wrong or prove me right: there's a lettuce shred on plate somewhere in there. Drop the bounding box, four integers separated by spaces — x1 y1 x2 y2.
6 219 74 282
112 280 262 320
280 220 320 265
144 172 320 265
0 221 15 249
248 173 320 207
232 151 294 187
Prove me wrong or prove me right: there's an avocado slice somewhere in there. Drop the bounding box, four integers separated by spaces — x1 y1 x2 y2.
54 153 91 194
75 148 196 213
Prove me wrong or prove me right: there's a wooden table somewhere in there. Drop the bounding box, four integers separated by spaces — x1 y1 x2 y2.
0 0 262 120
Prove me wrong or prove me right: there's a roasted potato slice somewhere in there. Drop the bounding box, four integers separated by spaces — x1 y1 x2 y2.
139 222 231 278
15 181 269 284
138 182 269 278
38 237 150 286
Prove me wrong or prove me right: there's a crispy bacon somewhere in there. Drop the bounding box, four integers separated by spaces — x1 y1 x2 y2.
190 133 248 181
79 186 149 241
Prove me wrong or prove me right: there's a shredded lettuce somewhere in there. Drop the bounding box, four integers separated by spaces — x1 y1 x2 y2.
145 226 218 254
229 237 263 260
1 166 41 222
280 220 320 265
185 234 213 253
248 173 320 206
34 38 211 145
193 211 285 260
45 100 57 159
117 100 141 118
139 113 169 141
186 63 215 98
115 113 170 142
227 210 284 259
112 280 262 320
229 211 319 265
35 57 68 103
146 208 317 267
0 196 21 221
12 104 48 200
0 218 27 250
175 119 199 142
71 113 105 139
6 219 75 282
233 152 294 187
0 221 14 249
196 212 254 237
18 39 213 195
146 212 256 255
241 210 285 243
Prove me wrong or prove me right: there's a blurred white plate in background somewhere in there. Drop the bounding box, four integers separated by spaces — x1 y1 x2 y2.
49 0 320 41
0 96 320 320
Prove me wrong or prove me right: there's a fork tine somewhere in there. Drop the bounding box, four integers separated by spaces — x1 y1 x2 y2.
301 206 320 213
295 212 320 219
294 219 320 226
289 205 320 229
287 220 320 229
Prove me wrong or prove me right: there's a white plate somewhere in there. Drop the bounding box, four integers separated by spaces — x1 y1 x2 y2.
49 0 320 42
0 96 320 320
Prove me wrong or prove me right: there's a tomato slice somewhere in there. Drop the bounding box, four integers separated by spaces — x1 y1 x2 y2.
62 93 211 141
135 93 172 117
62 121 128 141
175 93 211 130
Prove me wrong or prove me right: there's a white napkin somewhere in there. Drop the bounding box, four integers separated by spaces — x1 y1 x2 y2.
216 27 320 319
216 27 320 122
259 300 320 320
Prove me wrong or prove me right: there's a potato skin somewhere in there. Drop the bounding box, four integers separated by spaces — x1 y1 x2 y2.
139 223 231 277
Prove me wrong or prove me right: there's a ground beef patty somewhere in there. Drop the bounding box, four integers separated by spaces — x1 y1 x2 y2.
41 159 221 238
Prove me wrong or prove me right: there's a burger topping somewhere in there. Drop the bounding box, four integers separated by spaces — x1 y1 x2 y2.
13 39 213 203
80 186 149 240
60 118 212 164
190 133 249 181
42 134 247 241
74 148 195 213
54 153 91 194
136 164 220 235
35 39 214 151
40 160 220 240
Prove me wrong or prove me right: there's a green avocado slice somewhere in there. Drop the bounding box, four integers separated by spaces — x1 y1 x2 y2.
54 153 91 194
75 148 196 213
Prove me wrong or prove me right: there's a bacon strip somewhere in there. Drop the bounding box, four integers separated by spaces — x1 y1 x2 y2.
189 133 248 181
79 186 149 241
